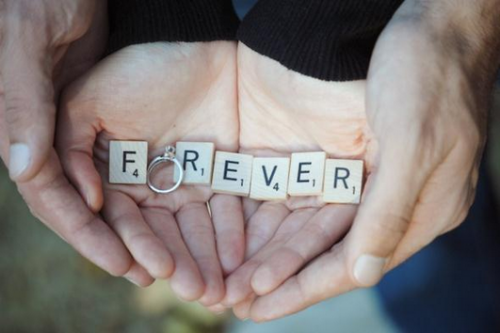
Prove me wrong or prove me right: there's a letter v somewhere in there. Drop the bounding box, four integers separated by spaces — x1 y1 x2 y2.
262 165 278 186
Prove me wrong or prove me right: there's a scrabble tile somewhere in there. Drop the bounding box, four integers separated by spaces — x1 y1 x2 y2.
323 159 364 204
288 152 326 196
250 157 290 201
109 141 148 184
212 152 253 196
174 142 215 185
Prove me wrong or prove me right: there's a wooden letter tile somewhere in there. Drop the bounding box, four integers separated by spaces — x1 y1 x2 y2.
212 152 253 196
323 159 364 204
250 157 290 201
174 142 215 185
288 152 326 196
109 141 148 184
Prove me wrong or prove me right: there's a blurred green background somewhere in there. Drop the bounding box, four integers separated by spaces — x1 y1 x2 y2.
0 169 228 333
0 90 499 333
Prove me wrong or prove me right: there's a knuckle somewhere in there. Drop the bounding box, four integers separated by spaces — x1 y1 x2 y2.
301 223 332 246
458 127 484 154
372 210 410 238
4 101 31 127
4 92 54 130
296 274 312 305
2 0 93 44
49 3 95 43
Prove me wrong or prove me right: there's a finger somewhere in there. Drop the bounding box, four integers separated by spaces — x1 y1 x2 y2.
242 197 261 221
124 262 156 287
391 157 475 267
206 303 227 315
233 294 256 321
143 207 205 301
249 245 353 322
245 202 290 258
251 205 356 295
56 78 103 212
55 0 108 90
223 208 316 306
1 32 55 182
16 151 132 276
177 202 225 306
210 195 245 275
102 191 174 279
346 150 429 287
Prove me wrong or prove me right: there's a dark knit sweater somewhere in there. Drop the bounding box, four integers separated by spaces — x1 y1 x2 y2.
108 0 403 81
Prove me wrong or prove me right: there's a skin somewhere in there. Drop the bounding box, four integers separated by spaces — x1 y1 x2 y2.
0 0 102 180
0 1 136 277
4 0 499 320
223 0 500 321
56 42 245 305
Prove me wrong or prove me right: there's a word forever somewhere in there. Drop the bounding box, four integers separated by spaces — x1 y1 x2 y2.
109 141 364 204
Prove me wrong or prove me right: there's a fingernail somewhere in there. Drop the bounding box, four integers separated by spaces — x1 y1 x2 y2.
9 143 31 179
252 266 274 295
125 277 141 287
353 255 387 286
84 190 92 208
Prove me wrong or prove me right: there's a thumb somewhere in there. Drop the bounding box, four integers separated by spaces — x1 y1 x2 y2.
1 35 55 182
56 75 104 213
346 147 430 287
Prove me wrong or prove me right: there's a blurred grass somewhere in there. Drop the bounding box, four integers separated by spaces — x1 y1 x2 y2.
0 87 499 332
0 164 227 333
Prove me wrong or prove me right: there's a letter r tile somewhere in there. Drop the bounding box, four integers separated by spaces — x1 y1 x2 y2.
174 142 215 185
288 152 326 196
250 157 290 201
323 159 364 204
212 151 253 196
109 141 148 184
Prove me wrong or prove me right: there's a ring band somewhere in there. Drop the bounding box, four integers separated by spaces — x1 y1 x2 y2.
147 146 184 194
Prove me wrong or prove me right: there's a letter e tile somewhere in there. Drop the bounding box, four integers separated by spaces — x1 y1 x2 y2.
212 152 253 196
288 152 326 196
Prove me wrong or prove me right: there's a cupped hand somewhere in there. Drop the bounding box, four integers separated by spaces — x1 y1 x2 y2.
221 43 367 315
56 42 245 305
226 16 487 319
0 1 134 280
0 0 104 181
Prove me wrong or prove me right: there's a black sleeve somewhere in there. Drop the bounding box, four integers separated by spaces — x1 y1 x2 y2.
108 0 240 53
237 0 404 81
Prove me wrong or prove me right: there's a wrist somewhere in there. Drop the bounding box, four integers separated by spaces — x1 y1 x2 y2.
398 0 500 70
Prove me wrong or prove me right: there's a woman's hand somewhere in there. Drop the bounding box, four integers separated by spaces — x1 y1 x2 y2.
221 43 368 314
56 42 245 306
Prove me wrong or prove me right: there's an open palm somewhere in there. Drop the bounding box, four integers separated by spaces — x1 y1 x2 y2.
222 43 369 313
57 42 245 306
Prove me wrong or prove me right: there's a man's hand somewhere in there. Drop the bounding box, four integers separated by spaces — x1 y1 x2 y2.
225 0 500 316
56 42 245 305
0 1 134 280
0 0 104 181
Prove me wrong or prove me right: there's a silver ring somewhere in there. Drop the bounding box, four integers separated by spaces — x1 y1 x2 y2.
147 146 184 194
